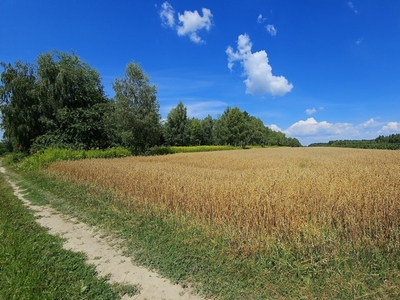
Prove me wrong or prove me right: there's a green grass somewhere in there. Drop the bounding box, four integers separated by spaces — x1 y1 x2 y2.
169 145 239 153
5 163 400 300
0 175 122 300
10 147 132 171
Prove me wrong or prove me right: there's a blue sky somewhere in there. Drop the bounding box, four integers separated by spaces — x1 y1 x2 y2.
1 0 399 145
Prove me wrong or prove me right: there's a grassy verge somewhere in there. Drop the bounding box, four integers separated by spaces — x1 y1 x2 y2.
9 147 132 170
0 175 122 300
5 162 400 299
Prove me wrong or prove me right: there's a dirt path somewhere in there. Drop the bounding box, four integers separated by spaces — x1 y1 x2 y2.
0 166 205 300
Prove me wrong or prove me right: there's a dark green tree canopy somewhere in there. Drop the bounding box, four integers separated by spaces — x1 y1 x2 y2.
163 101 189 146
0 61 40 151
1 51 111 151
112 61 161 153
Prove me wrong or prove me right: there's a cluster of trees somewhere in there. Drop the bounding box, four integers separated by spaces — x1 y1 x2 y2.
0 51 300 155
308 134 400 150
163 102 301 148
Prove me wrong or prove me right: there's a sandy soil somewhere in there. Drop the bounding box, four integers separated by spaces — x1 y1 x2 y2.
0 166 205 300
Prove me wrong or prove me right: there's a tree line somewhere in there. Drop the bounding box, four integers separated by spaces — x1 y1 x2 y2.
0 51 301 155
308 134 400 150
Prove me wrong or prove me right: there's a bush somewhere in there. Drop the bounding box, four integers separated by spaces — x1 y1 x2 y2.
146 146 174 156
17 147 132 170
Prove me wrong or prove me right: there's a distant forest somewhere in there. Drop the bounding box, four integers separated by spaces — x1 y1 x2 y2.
308 134 400 150
0 51 301 155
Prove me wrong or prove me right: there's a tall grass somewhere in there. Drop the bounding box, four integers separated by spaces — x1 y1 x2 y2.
14 147 132 170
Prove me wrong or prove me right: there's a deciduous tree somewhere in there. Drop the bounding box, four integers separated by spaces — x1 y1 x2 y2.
112 62 161 153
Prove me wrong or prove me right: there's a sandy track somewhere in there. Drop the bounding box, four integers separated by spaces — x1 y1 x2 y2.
0 166 205 300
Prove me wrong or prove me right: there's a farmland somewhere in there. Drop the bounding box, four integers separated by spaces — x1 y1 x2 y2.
40 147 400 298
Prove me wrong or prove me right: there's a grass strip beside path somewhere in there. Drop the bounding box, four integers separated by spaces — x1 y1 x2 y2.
0 176 119 300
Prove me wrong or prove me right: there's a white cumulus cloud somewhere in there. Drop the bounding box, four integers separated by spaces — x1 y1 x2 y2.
226 34 293 96
284 118 353 136
159 2 213 44
380 122 400 133
266 24 277 36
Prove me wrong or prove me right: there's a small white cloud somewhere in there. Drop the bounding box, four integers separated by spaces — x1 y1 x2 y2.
356 37 363 45
159 2 175 28
226 34 293 96
266 24 277 36
177 8 213 44
269 124 282 132
159 2 213 44
305 108 317 115
380 122 400 133
257 14 267 23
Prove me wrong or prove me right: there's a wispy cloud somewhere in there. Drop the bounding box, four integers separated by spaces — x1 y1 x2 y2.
257 14 266 24
348 1 358 14
266 24 277 36
159 2 175 28
305 108 317 115
159 2 213 44
186 101 227 118
226 34 293 96
356 37 363 45
305 107 324 115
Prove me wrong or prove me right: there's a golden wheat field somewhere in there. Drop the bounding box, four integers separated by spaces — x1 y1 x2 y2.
47 147 400 249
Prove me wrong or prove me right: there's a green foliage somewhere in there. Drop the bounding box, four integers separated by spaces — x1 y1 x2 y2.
309 134 400 150
0 61 40 151
16 147 132 170
169 145 238 153
146 146 174 155
213 106 301 147
0 177 118 300
112 61 162 154
0 51 113 152
163 101 189 146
